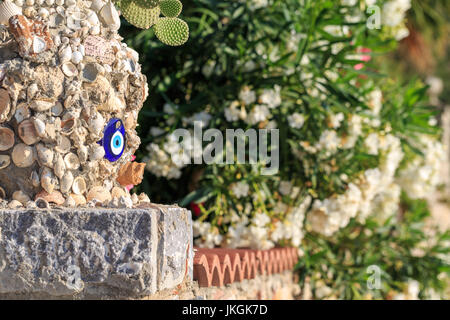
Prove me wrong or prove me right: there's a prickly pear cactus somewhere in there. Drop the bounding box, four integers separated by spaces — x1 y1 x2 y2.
0 0 157 208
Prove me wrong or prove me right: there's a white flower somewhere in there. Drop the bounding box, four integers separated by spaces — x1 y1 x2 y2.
239 86 257 105
260 85 282 108
329 112 345 128
364 132 379 155
224 101 244 122
288 113 305 129
316 130 340 154
202 60 216 78
246 104 270 125
279 180 293 196
183 111 212 128
382 0 411 27
231 181 250 198
368 89 382 115
253 212 271 227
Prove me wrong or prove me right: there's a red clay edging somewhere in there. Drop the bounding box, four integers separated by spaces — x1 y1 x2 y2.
193 247 298 287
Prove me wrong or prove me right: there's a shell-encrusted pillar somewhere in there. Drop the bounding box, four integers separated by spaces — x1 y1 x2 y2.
0 0 150 207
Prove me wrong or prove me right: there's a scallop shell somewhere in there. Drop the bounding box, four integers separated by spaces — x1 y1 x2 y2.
61 62 78 77
36 143 54 167
0 126 15 151
41 167 56 194
0 154 11 170
99 1 120 31
54 154 65 178
35 190 65 205
87 186 111 203
72 176 87 195
0 88 11 123
0 1 22 25
12 190 31 205
60 171 74 193
30 100 54 112
18 119 40 145
64 152 80 170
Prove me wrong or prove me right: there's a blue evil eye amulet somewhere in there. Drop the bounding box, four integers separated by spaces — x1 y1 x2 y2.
99 118 126 162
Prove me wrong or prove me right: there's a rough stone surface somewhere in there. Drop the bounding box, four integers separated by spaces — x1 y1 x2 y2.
0 205 193 299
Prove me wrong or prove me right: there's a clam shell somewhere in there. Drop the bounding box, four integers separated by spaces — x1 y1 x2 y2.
36 143 54 167
14 103 31 123
89 144 105 161
0 126 15 151
32 117 46 137
0 154 11 170
30 100 54 112
59 46 72 63
77 145 88 163
72 176 87 195
12 190 31 205
82 62 102 83
111 186 127 199
35 197 50 209
41 167 56 194
64 152 80 170
61 117 77 135
35 190 65 205
8 200 22 208
88 112 104 136
0 1 22 25
51 102 64 116
18 119 40 145
91 0 106 12
87 186 112 203
0 88 11 123
60 171 74 193
12 144 35 167
55 135 71 154
64 195 76 207
31 170 40 187
71 193 87 206
54 154 66 178
99 1 120 31
61 62 78 77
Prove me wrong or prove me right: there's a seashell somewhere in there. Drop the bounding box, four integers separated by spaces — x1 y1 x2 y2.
0 186 6 199
41 167 56 194
99 1 120 31
0 126 15 151
87 186 112 203
27 83 39 100
30 99 53 112
14 103 30 123
83 35 115 64
71 51 83 64
86 11 100 27
91 0 105 12
111 186 127 199
61 62 78 77
88 111 104 136
89 144 105 161
60 171 74 193
51 102 63 116
30 170 40 187
12 190 31 205
18 119 40 145
81 62 101 83
23 6 35 18
64 152 80 170
70 193 86 206
0 154 11 170
8 199 22 208
72 176 87 195
116 162 146 186
46 0 55 5
119 195 133 208
90 24 100 35
35 190 65 205
54 154 66 178
138 193 151 203
77 144 88 163
55 135 71 153
45 122 57 141
12 144 35 167
131 193 139 204
0 88 11 123
9 15 53 58
32 117 46 137
61 117 77 135
36 143 54 167
35 197 50 209
67 11 87 30
38 8 50 19
0 1 22 25
59 46 72 63
64 195 76 207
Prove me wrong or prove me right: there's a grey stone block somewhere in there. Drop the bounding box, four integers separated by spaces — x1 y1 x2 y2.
0 205 193 299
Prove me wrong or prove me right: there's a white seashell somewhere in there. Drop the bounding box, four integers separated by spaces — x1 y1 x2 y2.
36 0 44 5
87 186 111 203
54 154 66 178
72 176 87 195
14 103 30 123
31 170 40 187
36 143 54 167
89 144 105 161
0 126 15 151
27 83 39 100
15 0 24 7
41 167 56 194
12 190 31 205
77 145 88 163
8 200 22 208
60 171 74 193
55 135 71 154
33 36 48 54
23 6 35 18
46 0 55 5
61 62 78 77
71 51 83 64
0 1 22 25
59 46 72 63
99 1 120 31
26 0 34 5
38 8 50 19
30 100 54 112
90 25 100 35
118 195 133 208
0 154 11 170
18 119 40 145
66 0 76 6
131 193 139 204
64 152 80 170
61 117 77 135
64 195 76 207
32 117 46 137
56 0 64 6
138 193 151 203
53 35 61 47
79 44 85 56
91 0 105 12
88 112 104 136
12 143 35 168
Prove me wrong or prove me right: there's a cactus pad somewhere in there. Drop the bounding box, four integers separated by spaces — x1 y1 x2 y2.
160 0 183 18
154 17 189 46
121 0 161 29
134 0 161 9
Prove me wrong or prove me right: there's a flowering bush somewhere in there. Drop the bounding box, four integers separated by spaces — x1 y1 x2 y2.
124 0 449 298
